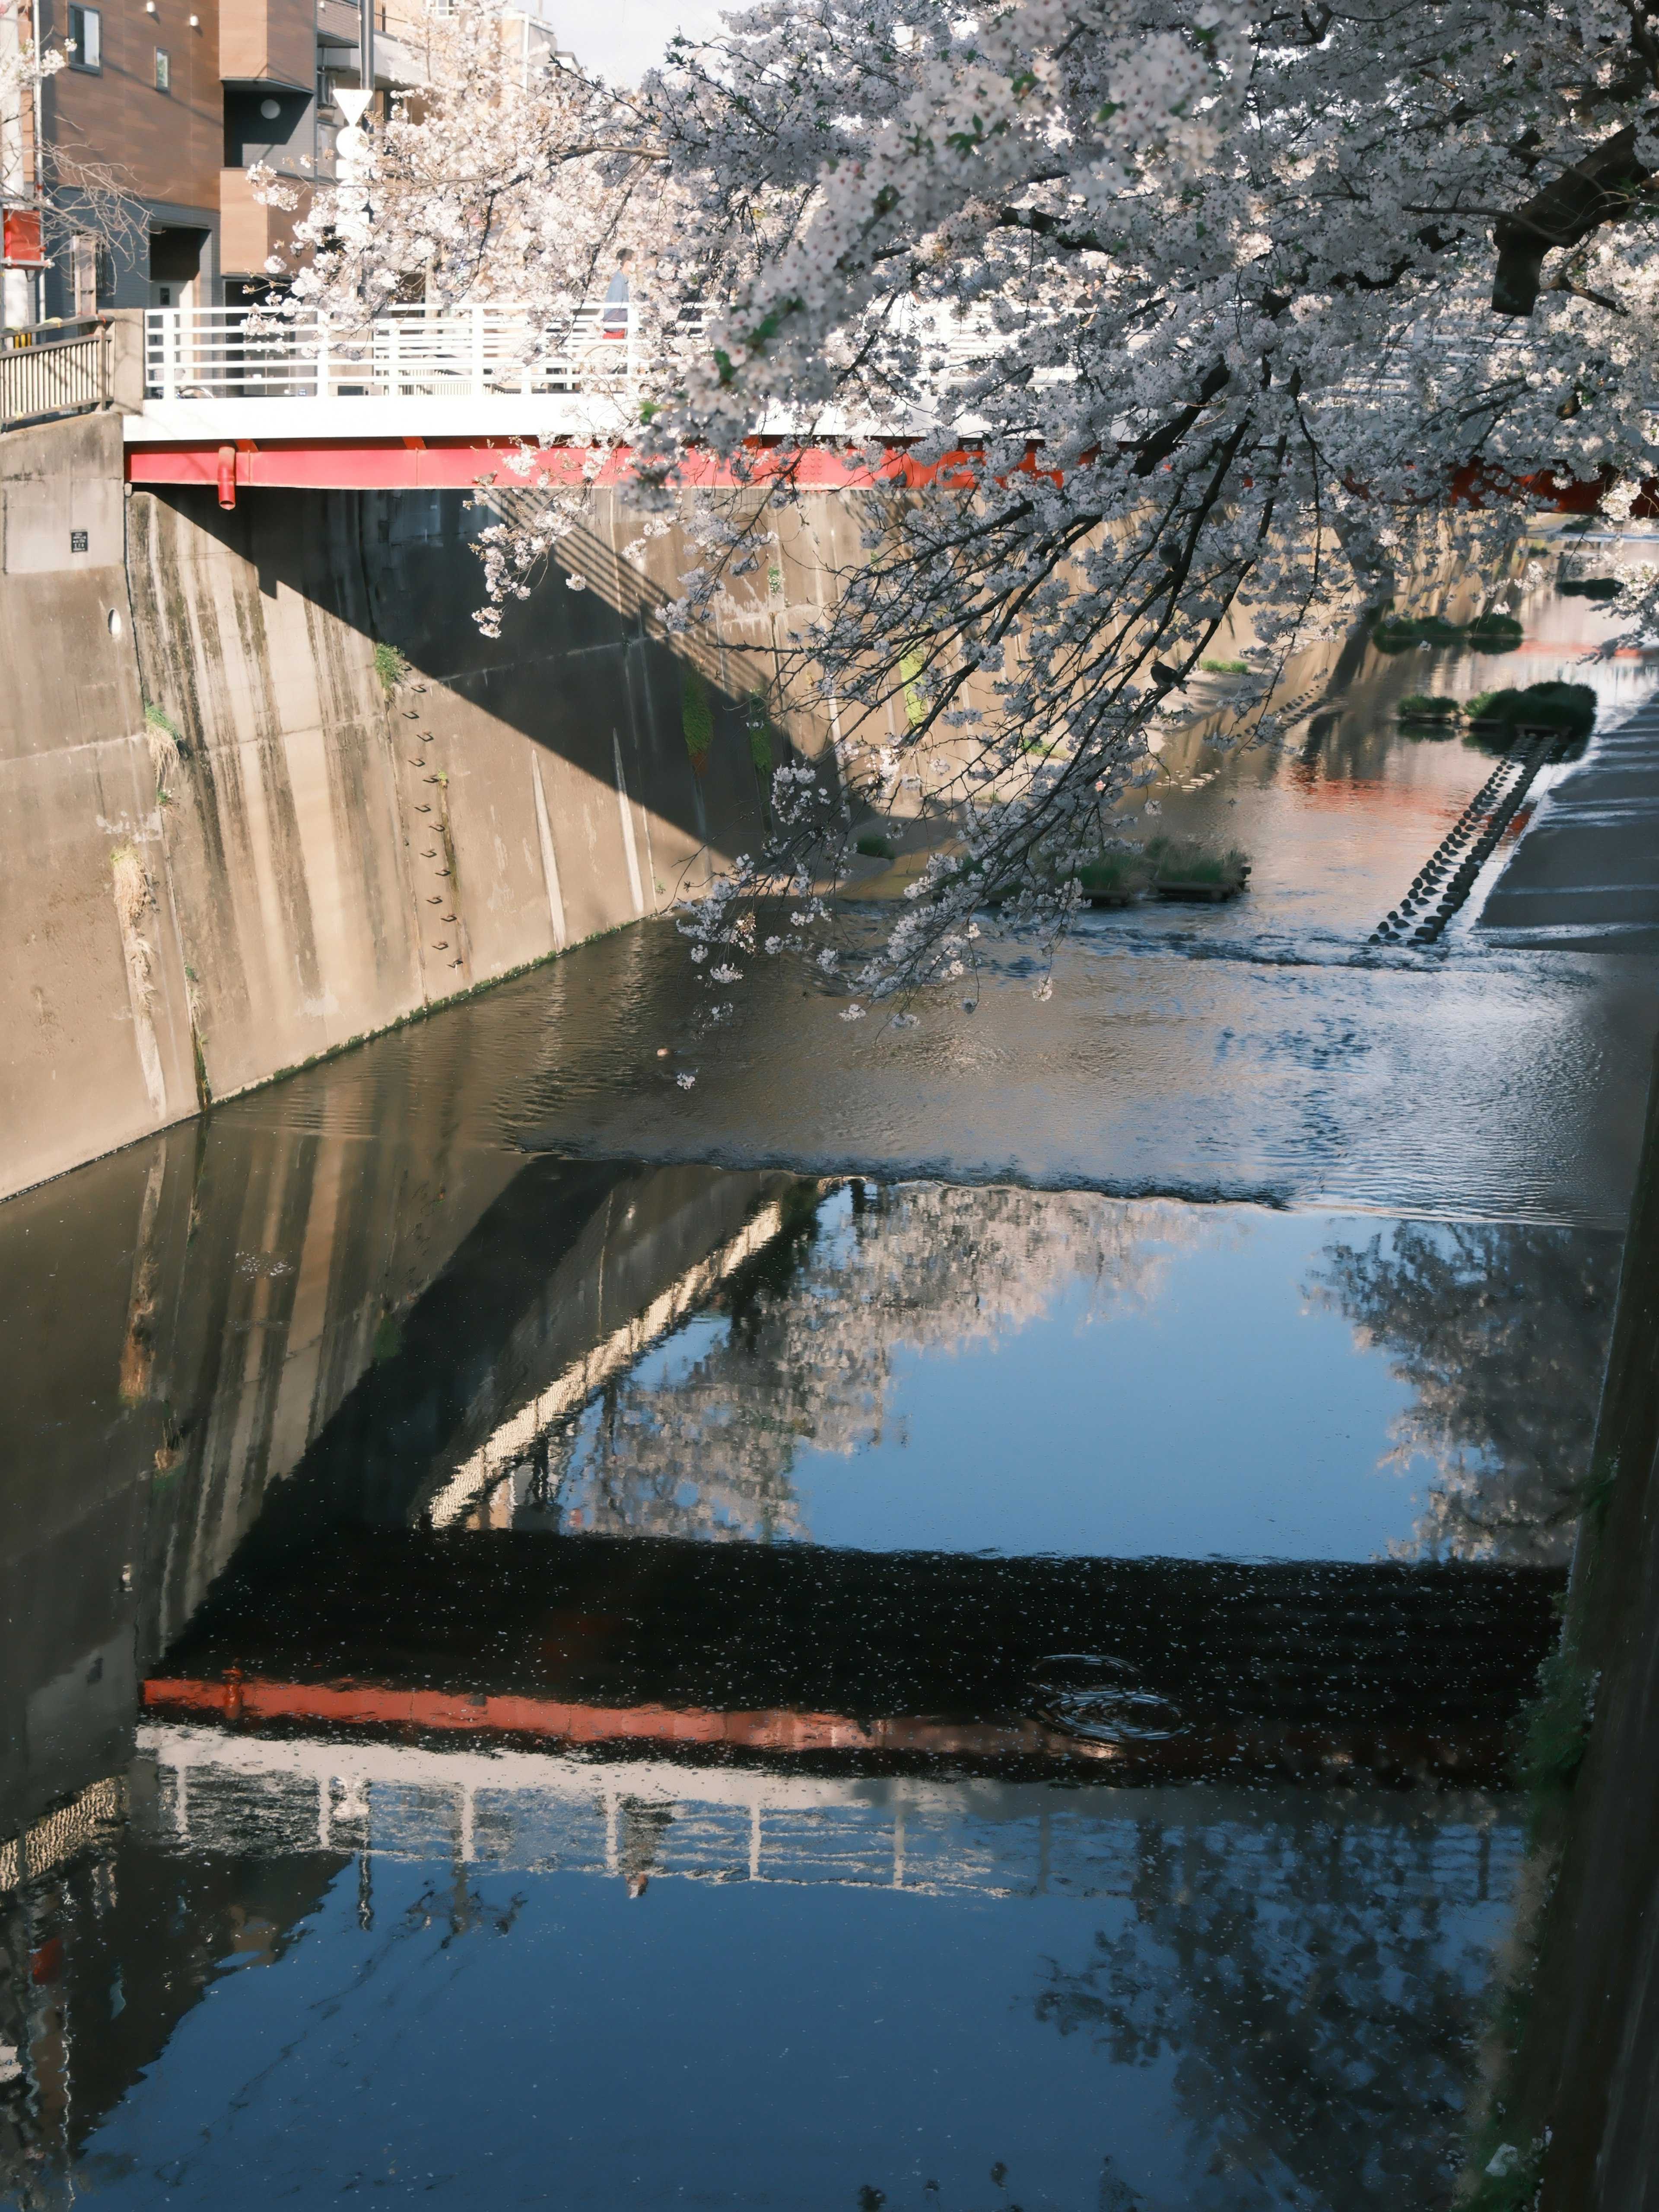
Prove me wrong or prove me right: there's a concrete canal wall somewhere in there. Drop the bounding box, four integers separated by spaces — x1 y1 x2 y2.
0 413 854 1203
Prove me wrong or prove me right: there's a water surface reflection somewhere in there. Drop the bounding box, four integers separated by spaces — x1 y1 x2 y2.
0 1098 1615 2207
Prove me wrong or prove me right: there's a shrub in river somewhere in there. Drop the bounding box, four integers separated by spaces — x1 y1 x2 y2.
1075 852 1149 900
1559 575 1623 600
1199 656 1249 674
1373 610 1525 655
1466 610 1525 651
1372 613 1429 654
1397 693 1461 725
1146 836 1251 890
855 831 896 860
1466 682 1596 741
1373 611 1471 652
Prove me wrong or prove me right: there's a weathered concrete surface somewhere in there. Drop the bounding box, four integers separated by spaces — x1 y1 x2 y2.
0 409 868 1202
1479 696 1659 952
124 481 806 1106
0 416 199 1198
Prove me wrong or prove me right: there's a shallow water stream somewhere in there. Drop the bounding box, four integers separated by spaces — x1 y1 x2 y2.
1 587 1656 2209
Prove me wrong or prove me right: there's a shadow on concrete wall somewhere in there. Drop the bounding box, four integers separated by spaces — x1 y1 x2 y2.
121 478 859 1115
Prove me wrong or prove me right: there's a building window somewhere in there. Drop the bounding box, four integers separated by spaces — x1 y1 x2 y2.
154 47 171 91
66 4 101 70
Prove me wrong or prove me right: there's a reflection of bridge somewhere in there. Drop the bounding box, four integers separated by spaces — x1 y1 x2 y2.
135 1720 1521 1907
149 1527 1564 1786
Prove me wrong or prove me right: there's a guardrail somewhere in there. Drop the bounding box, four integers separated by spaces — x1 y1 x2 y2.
1 318 111 432
144 302 642 402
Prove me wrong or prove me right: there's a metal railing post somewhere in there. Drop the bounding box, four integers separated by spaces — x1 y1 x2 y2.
162 311 179 401
316 311 330 399
387 313 400 398
471 305 485 399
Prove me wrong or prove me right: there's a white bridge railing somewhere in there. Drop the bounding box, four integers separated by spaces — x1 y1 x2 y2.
143 302 641 404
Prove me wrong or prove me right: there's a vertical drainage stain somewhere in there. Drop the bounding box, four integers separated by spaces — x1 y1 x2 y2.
531 753 568 947
109 845 168 1119
613 730 646 917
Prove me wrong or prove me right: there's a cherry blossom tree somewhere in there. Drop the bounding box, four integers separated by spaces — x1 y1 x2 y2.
287 1 1659 1008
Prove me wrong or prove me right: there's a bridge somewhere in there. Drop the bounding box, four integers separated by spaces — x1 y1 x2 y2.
0 301 987 498
3 301 1615 518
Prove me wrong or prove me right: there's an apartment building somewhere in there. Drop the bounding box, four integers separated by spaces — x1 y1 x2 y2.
5 0 559 326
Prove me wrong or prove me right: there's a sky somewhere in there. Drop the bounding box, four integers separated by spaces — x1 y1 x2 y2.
553 0 732 83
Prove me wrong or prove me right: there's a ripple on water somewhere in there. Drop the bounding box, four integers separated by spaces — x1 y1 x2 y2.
500 922 1657 1228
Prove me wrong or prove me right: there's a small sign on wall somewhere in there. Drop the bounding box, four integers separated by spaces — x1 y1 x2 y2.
70 531 89 553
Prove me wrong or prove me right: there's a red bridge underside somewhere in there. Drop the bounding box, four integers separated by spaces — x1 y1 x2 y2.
125 439 906 494
125 439 1659 514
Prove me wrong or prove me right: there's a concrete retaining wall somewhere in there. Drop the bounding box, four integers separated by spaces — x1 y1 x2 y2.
0 415 199 1201
1 415 852 1203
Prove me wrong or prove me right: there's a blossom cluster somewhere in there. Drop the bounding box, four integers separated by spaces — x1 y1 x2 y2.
281 0 1659 1015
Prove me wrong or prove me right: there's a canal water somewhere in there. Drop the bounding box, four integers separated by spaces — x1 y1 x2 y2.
1 585 1656 2208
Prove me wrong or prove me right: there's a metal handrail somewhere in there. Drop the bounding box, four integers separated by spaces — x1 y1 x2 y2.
0 317 111 433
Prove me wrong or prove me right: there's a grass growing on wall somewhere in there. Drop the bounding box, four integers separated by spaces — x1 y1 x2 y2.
683 666 713 770
745 690 774 775
374 642 410 694
899 647 927 728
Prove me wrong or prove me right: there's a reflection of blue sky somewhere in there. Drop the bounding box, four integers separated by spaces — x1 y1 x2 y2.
81 1797 1519 2211
790 1212 1432 1560
553 1202 1469 1562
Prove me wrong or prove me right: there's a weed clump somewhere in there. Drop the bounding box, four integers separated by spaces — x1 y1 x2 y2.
682 666 713 770
745 690 774 775
1146 836 1251 892
1466 682 1596 742
373 641 410 693
1397 693 1462 726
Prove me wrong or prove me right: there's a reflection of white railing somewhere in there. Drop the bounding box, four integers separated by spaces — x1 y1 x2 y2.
138 1722 1520 1907
1 318 109 430
143 301 640 403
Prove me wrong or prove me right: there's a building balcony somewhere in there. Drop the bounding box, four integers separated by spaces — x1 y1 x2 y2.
219 0 315 89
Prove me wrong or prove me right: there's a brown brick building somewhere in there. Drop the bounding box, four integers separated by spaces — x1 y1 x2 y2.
14 0 569 324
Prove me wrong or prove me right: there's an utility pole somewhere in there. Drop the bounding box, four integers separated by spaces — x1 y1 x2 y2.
357 0 375 121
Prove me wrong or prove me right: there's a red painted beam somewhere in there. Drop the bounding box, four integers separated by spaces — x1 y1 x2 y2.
121 438 1002 495
124 439 899 493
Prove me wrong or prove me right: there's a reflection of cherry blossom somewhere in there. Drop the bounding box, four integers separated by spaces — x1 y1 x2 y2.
542 1183 1208 1543
1310 1224 1618 1565
1034 1798 1518 2211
